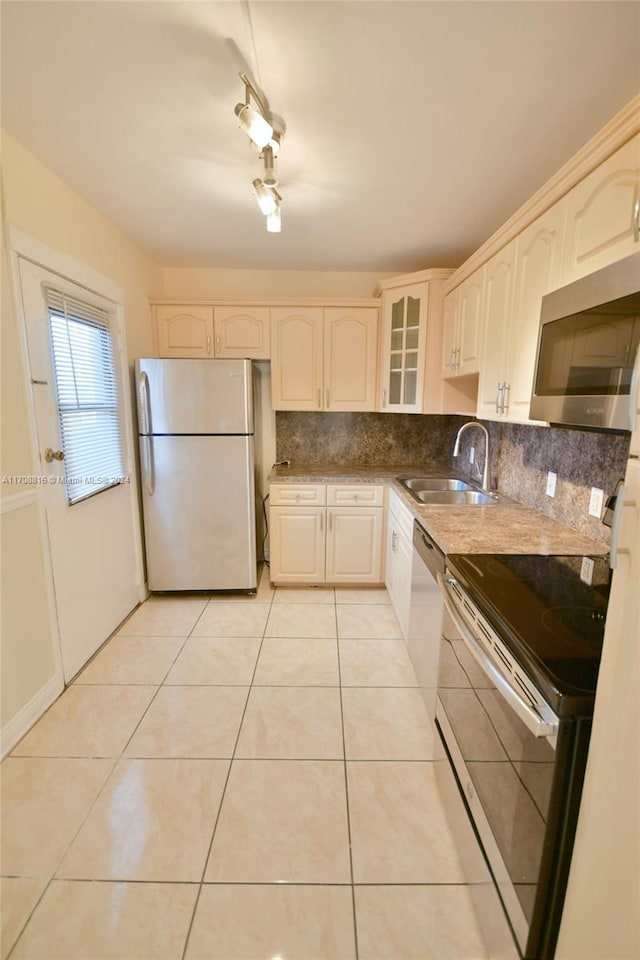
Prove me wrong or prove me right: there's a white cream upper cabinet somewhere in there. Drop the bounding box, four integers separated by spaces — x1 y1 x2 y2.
323 308 378 411
155 305 214 358
477 243 517 419
379 282 428 412
508 200 568 423
562 133 640 283
271 308 324 410
457 271 484 376
443 272 484 379
442 287 460 377
213 306 270 359
271 306 378 412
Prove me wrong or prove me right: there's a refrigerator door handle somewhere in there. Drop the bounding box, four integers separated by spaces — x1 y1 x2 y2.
141 436 155 496
138 370 152 435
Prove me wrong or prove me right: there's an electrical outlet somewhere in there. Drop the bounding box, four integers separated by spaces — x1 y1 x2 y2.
580 557 594 585
469 446 475 464
589 487 604 518
546 471 557 497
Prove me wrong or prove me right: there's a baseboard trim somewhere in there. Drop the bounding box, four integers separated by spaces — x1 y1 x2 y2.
1 673 64 759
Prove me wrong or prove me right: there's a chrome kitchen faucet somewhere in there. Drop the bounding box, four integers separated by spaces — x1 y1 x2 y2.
453 421 490 492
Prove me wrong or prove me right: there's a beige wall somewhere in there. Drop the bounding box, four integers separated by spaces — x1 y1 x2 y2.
162 266 392 300
0 132 161 752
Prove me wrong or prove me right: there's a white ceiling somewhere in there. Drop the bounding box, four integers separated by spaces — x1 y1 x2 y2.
2 1 639 273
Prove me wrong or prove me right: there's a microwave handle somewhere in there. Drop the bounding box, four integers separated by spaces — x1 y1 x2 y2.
437 574 559 738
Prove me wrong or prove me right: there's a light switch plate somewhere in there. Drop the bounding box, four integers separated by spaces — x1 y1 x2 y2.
546 471 557 497
580 557 594 585
589 487 604 518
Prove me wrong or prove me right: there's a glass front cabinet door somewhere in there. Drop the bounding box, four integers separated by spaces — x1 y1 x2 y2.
380 282 428 413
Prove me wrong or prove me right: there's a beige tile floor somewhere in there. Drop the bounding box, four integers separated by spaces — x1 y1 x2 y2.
1 568 488 960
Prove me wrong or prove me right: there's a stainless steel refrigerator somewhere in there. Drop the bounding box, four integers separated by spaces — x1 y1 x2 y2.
135 358 257 591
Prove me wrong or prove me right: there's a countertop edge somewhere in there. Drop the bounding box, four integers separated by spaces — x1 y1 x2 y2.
267 465 610 558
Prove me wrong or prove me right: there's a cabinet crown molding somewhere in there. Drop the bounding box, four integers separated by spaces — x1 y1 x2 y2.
375 267 454 296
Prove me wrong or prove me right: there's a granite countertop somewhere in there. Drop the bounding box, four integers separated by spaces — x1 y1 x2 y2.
268 462 609 558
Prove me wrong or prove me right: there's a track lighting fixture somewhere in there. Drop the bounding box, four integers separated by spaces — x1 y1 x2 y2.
235 72 285 232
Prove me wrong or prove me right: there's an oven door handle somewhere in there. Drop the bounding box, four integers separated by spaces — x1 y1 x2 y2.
437 574 559 739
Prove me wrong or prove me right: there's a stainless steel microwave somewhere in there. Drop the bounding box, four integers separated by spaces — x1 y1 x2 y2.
530 250 640 431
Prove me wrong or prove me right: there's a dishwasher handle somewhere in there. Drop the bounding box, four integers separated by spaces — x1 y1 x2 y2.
413 520 445 579
437 574 559 739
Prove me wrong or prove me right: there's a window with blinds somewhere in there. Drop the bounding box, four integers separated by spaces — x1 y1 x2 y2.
45 287 125 505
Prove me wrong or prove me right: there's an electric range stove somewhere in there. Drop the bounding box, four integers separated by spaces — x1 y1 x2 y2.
445 553 611 717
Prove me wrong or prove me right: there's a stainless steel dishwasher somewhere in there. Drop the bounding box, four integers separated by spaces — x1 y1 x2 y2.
407 519 446 717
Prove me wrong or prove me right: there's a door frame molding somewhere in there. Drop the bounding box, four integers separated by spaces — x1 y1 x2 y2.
7 227 147 680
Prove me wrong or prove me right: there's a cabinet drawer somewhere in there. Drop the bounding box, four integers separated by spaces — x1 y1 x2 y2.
270 483 326 506
327 484 384 507
388 487 414 542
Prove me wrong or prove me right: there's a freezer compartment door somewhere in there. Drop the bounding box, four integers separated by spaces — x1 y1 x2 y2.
140 435 257 591
136 358 253 435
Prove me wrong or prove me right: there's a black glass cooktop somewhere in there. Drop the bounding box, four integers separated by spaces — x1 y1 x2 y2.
446 554 611 715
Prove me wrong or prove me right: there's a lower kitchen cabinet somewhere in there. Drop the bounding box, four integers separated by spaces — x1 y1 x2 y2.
269 483 384 585
269 505 326 583
325 507 384 583
384 487 414 639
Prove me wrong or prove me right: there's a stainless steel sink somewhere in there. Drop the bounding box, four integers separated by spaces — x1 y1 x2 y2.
400 478 472 492
397 476 501 506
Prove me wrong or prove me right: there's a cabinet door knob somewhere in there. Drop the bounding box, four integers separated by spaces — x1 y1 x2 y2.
207 335 212 355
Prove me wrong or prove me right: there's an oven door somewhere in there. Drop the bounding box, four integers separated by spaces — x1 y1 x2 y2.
436 572 560 957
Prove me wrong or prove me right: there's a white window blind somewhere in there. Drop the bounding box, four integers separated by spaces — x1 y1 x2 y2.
45 287 125 505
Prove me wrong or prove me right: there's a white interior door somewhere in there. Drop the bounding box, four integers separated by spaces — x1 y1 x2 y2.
19 257 142 682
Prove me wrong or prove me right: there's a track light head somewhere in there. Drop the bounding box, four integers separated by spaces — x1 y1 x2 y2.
252 178 278 216
266 205 282 233
234 101 273 149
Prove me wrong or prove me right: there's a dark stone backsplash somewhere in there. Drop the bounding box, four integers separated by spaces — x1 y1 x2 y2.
276 412 465 468
276 412 631 545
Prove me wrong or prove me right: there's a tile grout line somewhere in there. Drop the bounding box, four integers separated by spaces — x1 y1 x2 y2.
335 595 360 960
179 569 276 960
